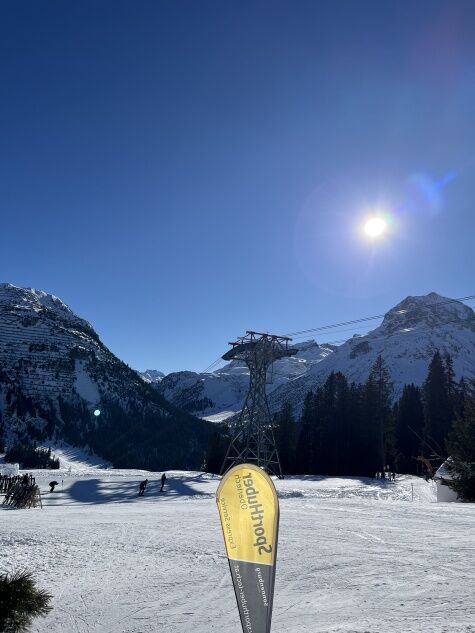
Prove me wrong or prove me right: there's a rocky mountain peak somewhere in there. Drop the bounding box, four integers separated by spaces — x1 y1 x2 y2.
379 292 475 336
139 369 166 383
0 283 95 337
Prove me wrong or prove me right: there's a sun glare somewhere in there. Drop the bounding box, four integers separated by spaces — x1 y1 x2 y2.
364 216 387 238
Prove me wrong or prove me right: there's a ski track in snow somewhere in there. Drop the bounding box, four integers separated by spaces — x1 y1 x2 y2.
1 462 474 633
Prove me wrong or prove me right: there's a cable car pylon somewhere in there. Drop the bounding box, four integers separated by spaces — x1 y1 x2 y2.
220 331 298 478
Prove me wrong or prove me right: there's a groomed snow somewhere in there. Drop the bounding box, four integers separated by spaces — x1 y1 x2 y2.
1 458 474 633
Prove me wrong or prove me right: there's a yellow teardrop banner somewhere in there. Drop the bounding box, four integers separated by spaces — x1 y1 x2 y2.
216 463 279 633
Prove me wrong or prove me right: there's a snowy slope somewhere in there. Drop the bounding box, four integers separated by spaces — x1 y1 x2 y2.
269 292 475 414
2 460 474 633
156 340 334 418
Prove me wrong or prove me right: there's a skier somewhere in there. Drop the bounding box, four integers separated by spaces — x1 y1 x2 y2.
138 479 148 496
160 472 167 492
49 480 59 492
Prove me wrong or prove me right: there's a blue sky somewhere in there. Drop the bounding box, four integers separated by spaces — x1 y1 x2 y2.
1 1 475 373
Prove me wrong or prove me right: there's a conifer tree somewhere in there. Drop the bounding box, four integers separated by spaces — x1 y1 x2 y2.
314 372 350 475
444 354 457 403
394 384 424 473
423 351 453 457
274 401 297 475
457 378 470 418
0 571 52 633
364 355 393 472
347 382 365 474
295 391 316 474
204 429 228 474
446 381 475 501
331 372 351 475
311 383 326 473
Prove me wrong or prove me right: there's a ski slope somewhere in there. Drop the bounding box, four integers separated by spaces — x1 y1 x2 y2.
1 456 474 633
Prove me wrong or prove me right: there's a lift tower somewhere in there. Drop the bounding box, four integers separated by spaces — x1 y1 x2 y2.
220 331 297 478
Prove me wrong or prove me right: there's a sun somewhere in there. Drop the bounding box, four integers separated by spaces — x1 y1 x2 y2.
364 216 387 238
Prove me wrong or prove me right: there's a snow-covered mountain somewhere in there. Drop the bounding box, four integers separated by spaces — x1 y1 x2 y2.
4 284 473 444
139 369 165 383
268 292 475 414
154 340 335 419
0 283 211 468
150 293 475 420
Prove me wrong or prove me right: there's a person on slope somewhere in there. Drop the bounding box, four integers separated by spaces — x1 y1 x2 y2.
160 473 167 492
138 479 148 496
49 481 59 492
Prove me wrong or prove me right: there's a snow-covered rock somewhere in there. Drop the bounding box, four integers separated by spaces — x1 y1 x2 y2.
269 292 475 414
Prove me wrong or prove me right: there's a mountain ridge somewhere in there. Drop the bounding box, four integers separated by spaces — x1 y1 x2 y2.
148 292 475 418
2 283 474 450
268 292 475 414
0 283 212 469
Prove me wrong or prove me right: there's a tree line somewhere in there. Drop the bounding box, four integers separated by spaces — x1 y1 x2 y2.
206 350 475 500
4 443 60 469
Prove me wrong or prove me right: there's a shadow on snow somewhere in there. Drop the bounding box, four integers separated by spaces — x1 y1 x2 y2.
47 474 213 506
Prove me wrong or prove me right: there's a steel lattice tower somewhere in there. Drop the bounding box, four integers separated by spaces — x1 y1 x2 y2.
220 331 297 478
